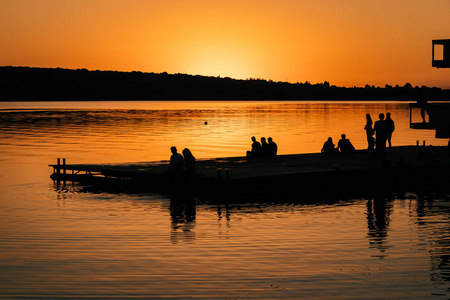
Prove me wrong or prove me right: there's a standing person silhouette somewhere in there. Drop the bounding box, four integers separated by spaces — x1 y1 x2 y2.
385 112 395 153
418 99 428 123
373 113 387 158
364 114 373 147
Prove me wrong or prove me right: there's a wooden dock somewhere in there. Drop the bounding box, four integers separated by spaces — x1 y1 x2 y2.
50 145 450 201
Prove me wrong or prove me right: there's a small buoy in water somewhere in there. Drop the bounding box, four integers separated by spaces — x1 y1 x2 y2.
204 121 207 125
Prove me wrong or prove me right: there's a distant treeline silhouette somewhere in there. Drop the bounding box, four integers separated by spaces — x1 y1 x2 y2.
1 66 449 101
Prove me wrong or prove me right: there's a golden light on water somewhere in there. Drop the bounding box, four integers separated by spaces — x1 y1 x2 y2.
1 101 447 166
1 101 450 299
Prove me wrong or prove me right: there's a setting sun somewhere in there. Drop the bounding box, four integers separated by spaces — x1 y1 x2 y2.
2 2 450 299
1 0 450 87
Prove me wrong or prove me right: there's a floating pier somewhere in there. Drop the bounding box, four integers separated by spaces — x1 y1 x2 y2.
50 145 450 201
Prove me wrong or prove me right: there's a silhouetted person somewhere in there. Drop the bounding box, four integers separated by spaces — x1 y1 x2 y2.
337 134 355 154
367 136 375 167
373 113 387 157
364 114 373 146
182 148 196 176
267 137 278 156
246 136 262 157
385 112 395 153
321 137 338 154
418 99 428 123
169 146 184 180
260 137 269 156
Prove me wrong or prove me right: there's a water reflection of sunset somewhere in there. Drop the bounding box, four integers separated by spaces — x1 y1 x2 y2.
1 101 450 299
0 101 447 165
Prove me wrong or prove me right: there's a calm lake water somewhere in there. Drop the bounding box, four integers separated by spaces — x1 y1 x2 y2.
0 101 449 299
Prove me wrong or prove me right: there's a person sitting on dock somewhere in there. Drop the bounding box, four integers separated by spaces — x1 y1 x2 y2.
267 137 278 156
337 134 355 154
169 146 184 179
367 136 375 167
182 148 196 176
321 137 338 154
246 136 262 157
261 137 270 156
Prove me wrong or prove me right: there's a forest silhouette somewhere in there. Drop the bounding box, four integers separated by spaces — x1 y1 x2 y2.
1 66 449 101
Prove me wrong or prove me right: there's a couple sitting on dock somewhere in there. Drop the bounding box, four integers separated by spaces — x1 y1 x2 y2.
321 134 355 154
246 136 278 158
168 146 196 179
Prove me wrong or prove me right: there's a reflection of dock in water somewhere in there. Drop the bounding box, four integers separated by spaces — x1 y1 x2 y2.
50 145 450 200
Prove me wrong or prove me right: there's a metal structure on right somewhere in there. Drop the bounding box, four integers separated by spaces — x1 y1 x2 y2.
409 102 450 139
408 40 450 142
432 39 450 68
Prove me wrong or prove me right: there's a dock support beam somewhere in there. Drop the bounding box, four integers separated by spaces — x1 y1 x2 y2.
416 140 426 146
54 158 67 186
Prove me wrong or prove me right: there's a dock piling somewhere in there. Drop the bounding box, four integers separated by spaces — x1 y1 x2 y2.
55 158 61 186
57 158 61 175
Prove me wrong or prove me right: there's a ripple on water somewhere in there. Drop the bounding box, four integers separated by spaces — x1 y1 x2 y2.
1 102 450 299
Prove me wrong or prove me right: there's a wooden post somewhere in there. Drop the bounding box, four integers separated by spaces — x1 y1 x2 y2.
217 168 222 179
56 158 61 186
416 140 419 146
57 158 61 175
423 140 426 146
410 106 412 128
225 168 230 179
62 158 66 185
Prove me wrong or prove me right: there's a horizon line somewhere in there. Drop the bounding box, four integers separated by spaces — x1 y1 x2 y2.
1 65 448 90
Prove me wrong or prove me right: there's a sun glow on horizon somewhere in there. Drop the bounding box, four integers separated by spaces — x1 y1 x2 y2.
1 0 450 88
177 39 261 80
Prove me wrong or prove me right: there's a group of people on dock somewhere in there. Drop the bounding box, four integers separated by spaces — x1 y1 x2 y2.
365 112 395 155
246 136 278 158
168 146 196 180
321 134 356 154
321 112 395 163
168 135 279 181
168 112 396 175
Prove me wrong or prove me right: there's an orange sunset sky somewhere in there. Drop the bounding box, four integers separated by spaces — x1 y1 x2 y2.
1 0 450 88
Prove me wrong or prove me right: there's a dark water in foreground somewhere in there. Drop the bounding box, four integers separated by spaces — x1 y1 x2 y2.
0 101 449 299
